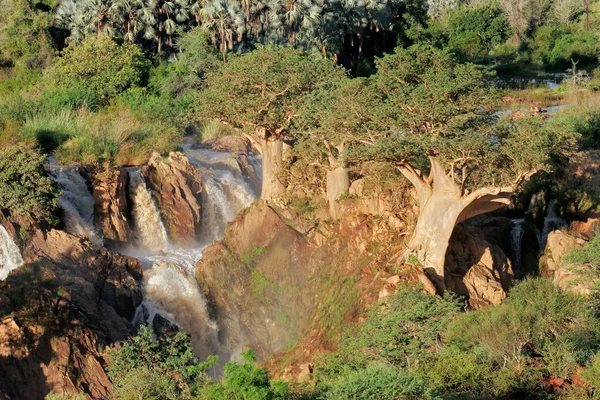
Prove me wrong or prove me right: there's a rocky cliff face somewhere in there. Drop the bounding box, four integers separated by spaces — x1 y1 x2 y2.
445 224 514 308
0 227 142 399
144 152 203 244
91 167 131 247
196 204 314 360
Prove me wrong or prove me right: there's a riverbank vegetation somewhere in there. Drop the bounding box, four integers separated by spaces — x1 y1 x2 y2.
102 279 600 399
3 0 600 398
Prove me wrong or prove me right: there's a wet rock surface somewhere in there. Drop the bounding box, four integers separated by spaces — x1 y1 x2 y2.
91 167 131 247
144 152 203 244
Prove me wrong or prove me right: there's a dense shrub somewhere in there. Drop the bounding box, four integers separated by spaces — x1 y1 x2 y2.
317 285 462 378
425 278 600 398
48 37 150 101
446 5 512 58
203 349 289 400
108 325 213 399
0 144 59 224
325 364 442 400
531 25 599 69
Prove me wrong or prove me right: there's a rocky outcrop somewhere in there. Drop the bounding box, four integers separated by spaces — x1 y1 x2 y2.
445 224 514 308
91 167 131 246
144 152 202 244
0 227 143 399
541 230 593 294
196 204 314 360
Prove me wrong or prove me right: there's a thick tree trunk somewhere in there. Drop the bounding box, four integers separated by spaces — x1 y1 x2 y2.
399 157 515 292
326 166 350 218
259 136 286 202
324 141 350 218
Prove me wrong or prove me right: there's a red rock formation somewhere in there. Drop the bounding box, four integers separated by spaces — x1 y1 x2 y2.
91 167 131 246
144 152 202 244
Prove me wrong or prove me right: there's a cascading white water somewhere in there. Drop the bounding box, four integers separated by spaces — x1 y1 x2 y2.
509 219 525 278
135 261 220 360
127 147 261 367
0 225 24 280
539 199 565 251
48 164 102 245
185 148 259 244
509 199 566 278
127 168 169 252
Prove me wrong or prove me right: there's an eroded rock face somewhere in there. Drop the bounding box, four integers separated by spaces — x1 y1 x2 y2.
445 224 514 308
144 152 202 244
542 230 592 294
0 228 143 399
196 204 314 360
91 167 131 246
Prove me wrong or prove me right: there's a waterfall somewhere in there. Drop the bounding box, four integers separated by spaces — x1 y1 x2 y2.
539 199 566 251
0 225 24 280
134 261 220 360
127 147 261 367
185 148 259 244
509 200 566 278
127 168 169 252
509 219 525 278
48 164 102 245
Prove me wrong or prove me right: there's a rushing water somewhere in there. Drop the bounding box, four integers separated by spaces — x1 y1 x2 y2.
127 168 169 252
509 199 565 277
46 147 260 365
47 163 103 246
0 225 24 280
126 147 260 366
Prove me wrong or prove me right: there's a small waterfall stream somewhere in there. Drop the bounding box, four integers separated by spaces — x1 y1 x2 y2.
0 225 24 280
47 163 103 245
44 147 260 364
509 199 565 278
127 168 169 252
126 147 260 366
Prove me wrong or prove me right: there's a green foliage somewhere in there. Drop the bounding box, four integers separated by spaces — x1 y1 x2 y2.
0 0 54 69
108 325 212 399
531 25 599 70
446 5 512 58
317 285 462 379
202 349 290 400
325 363 442 400
564 236 600 265
48 37 149 101
0 144 59 223
198 45 345 138
427 278 600 398
249 270 278 303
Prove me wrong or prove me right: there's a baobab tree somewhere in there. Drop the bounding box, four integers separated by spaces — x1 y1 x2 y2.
356 45 578 290
197 45 344 202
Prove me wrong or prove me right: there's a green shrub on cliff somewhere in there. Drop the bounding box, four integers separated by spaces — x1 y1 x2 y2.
108 325 213 399
0 144 59 224
202 349 289 400
325 364 442 400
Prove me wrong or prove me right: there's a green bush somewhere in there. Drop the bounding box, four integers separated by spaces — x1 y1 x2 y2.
48 37 150 101
428 278 600 398
317 285 462 379
325 364 442 400
564 236 600 265
19 111 83 153
446 5 512 58
531 25 599 69
202 349 289 400
39 86 100 113
0 144 59 224
108 325 213 399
